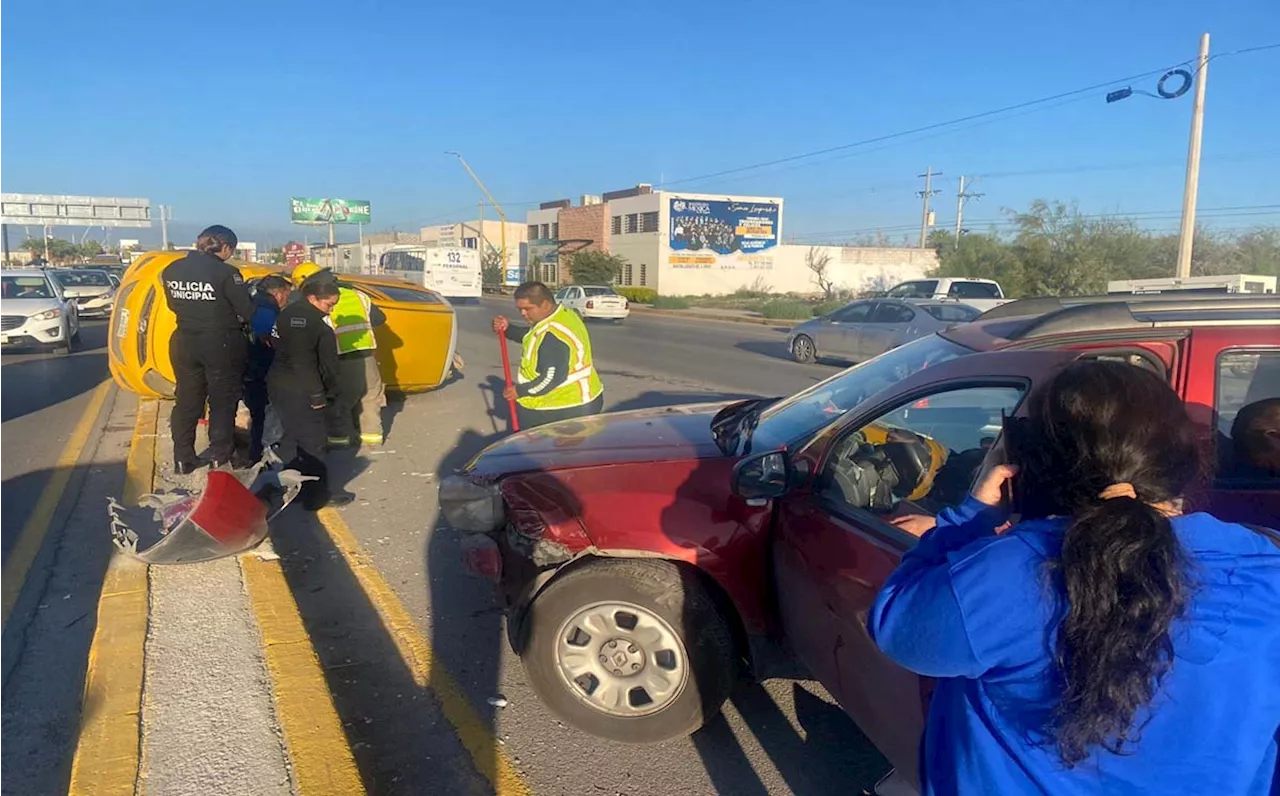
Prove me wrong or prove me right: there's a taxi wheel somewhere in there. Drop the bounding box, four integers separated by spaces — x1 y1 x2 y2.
521 558 737 744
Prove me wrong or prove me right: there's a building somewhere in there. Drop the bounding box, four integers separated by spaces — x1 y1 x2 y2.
419 219 526 267
234 242 258 263
320 232 421 275
523 185 937 295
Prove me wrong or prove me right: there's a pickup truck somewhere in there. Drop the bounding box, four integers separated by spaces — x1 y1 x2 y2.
883 278 1007 312
440 295 1278 787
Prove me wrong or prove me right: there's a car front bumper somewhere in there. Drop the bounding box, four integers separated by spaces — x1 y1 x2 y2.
77 298 113 317
1 317 65 348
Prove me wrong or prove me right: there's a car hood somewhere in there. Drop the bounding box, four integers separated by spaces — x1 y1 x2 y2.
466 402 736 477
60 285 112 298
1 298 63 317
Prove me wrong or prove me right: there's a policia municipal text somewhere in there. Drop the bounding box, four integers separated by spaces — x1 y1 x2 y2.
492 281 604 429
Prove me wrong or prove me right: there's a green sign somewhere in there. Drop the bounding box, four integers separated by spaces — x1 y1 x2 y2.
289 197 372 225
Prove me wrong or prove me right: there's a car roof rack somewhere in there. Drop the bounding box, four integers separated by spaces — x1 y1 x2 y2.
992 295 1280 339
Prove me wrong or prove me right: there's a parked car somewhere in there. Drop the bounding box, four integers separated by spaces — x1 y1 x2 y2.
107 251 461 399
788 298 980 363
554 285 630 322
51 268 116 319
1 269 81 353
440 295 1279 778
883 278 1007 312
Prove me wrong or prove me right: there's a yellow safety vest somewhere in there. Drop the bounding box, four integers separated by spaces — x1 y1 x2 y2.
517 305 603 410
330 287 376 354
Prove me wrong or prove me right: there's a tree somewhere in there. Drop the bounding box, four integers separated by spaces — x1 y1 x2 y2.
806 246 836 299
481 249 504 287
78 240 104 259
22 236 79 263
568 250 626 285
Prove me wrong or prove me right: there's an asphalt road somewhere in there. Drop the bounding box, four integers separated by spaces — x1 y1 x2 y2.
302 301 891 795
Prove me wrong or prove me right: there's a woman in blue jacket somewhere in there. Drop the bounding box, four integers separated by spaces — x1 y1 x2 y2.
868 360 1280 795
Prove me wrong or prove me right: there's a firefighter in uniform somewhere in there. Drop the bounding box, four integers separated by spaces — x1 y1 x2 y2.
491 281 604 430
290 263 387 447
162 225 255 473
269 279 354 509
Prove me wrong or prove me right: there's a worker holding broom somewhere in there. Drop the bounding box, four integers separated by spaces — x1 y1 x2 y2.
491 281 604 431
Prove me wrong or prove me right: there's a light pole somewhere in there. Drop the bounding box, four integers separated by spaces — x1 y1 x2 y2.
446 151 509 278
1107 33 1209 279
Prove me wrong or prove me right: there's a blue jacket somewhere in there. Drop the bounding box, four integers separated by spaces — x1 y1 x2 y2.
869 497 1280 796
245 291 280 381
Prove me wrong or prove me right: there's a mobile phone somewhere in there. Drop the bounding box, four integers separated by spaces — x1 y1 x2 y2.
999 411 1029 514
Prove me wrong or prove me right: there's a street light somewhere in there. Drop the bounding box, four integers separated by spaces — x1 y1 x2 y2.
446 152 509 278
1106 33 1209 279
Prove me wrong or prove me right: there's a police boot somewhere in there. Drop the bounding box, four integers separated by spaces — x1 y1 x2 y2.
326 489 356 508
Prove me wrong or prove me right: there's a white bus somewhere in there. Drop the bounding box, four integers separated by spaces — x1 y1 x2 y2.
379 245 482 302
1107 274 1276 295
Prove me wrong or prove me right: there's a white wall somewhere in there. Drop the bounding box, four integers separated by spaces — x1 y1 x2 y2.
608 193 662 288
653 244 937 297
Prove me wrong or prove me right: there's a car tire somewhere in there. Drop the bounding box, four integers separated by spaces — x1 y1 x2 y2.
520 558 738 744
791 334 817 363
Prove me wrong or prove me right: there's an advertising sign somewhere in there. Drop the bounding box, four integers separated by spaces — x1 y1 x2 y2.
289 197 372 225
283 242 307 267
667 197 779 270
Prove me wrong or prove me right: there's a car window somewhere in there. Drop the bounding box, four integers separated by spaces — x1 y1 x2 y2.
554 288 569 301
361 284 441 304
828 302 871 323
583 287 617 297
817 385 1026 516
924 304 981 323
947 281 1001 299
886 280 938 298
869 302 916 324
53 270 112 287
1216 349 1280 483
2 276 56 299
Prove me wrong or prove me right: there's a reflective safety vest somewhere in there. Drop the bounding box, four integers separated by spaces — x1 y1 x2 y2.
330 287 376 354
517 304 603 410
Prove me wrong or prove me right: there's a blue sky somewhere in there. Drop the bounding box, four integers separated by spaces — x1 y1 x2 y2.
2 0 1277 247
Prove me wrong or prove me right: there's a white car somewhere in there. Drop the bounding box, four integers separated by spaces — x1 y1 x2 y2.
554 285 630 322
883 277 1008 313
1 270 81 353
51 268 116 318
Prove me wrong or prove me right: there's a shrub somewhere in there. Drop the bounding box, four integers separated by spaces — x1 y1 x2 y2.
652 295 691 309
811 299 846 317
615 286 657 304
759 299 816 320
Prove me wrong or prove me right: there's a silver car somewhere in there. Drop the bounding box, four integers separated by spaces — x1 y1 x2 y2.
788 298 980 364
1 269 81 353
51 268 116 318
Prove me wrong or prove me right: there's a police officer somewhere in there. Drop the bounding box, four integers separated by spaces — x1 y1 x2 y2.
163 225 254 473
269 279 355 509
491 281 604 430
244 274 292 462
290 263 387 447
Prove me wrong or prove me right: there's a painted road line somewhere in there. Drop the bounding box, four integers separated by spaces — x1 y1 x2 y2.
240 547 365 795
316 508 532 796
1 379 114 626
67 396 155 796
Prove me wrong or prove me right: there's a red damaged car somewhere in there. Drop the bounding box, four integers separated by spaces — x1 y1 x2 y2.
439 295 1279 775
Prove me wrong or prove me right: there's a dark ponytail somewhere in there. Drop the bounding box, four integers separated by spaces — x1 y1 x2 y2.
1017 361 1201 766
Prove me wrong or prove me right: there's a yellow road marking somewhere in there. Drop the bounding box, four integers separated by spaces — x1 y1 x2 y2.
1 379 113 626
240 550 365 795
67 396 155 796
316 508 532 796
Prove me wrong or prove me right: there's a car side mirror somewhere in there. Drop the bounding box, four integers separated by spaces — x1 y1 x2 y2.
732 450 793 504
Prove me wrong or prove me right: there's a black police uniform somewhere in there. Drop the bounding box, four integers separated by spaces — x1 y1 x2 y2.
269 298 341 510
162 250 254 467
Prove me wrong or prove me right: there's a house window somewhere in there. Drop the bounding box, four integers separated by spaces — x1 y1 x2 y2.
611 216 622 235
639 263 648 286
623 263 633 285
625 214 639 233
551 222 559 240
527 224 538 240
540 223 550 240
641 211 659 233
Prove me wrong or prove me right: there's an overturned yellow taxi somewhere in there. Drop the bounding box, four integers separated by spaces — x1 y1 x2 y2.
108 251 458 399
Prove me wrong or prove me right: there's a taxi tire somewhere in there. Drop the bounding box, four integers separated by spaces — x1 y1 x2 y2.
521 558 737 744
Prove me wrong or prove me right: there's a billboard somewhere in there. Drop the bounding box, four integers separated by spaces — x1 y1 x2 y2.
1 194 152 228
283 242 307 267
667 197 779 270
289 197 371 225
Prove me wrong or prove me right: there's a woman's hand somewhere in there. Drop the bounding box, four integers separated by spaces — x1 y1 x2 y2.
892 514 937 537
972 463 1019 508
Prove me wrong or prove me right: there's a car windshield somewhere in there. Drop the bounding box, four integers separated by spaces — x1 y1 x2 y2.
54 270 111 287
2 276 55 299
748 334 974 450
583 287 617 297
948 281 1001 299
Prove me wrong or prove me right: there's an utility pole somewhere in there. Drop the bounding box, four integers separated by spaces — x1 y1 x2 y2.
1176 32 1210 279
917 167 941 248
159 204 170 249
954 176 984 246
447 151 507 274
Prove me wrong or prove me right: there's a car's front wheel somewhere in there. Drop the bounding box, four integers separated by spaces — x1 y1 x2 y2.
791 334 816 363
520 558 737 743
